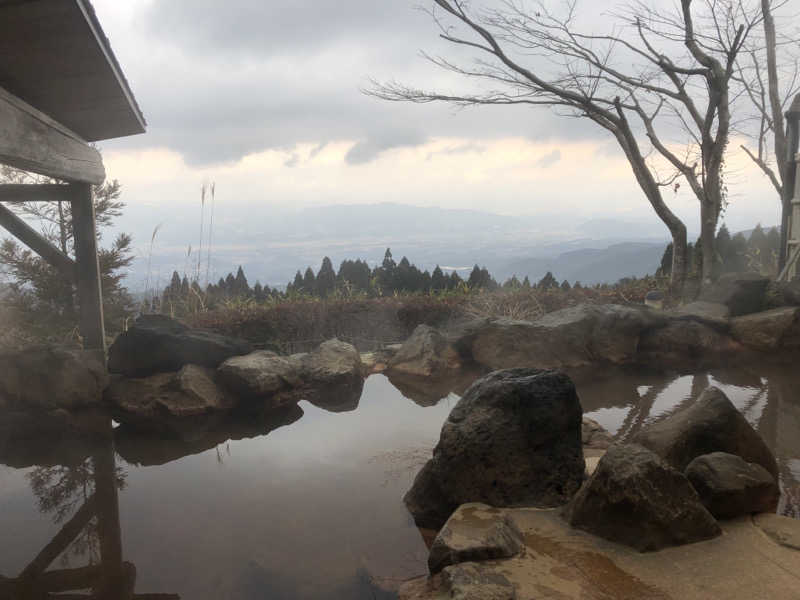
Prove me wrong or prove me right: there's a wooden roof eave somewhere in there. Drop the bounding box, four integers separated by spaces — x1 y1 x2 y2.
0 84 105 185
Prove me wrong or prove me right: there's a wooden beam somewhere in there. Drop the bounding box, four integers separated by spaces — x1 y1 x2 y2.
18 495 97 581
0 85 105 184
0 201 76 278
0 183 74 203
71 182 106 353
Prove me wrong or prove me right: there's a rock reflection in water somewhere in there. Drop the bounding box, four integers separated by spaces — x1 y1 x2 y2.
116 404 304 466
576 365 800 518
387 368 486 407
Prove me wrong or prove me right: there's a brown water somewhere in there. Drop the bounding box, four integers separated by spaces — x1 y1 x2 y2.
1 367 799 599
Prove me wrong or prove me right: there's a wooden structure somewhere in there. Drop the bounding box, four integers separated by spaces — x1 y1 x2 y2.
0 419 180 598
779 95 800 281
0 0 146 353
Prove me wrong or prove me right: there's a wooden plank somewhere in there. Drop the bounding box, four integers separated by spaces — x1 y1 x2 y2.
0 183 73 203
70 182 106 352
0 84 105 184
0 201 76 277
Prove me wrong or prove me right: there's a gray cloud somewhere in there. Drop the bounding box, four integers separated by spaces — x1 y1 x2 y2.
536 149 561 168
99 0 612 165
345 130 428 165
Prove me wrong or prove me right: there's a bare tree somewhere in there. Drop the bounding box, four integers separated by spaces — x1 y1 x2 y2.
735 0 800 268
368 0 763 284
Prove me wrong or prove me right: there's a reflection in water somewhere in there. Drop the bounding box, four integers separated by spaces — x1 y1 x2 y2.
2 367 800 599
0 376 456 600
0 417 178 598
576 365 800 518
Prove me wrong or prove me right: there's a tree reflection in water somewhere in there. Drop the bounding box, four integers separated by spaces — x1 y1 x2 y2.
27 460 126 567
0 417 178 600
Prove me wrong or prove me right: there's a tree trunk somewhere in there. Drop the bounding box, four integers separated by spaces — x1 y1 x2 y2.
700 201 716 284
670 223 688 294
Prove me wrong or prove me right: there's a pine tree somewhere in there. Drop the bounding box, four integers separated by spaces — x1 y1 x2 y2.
316 256 336 297
0 166 134 336
233 265 250 297
302 267 316 295
431 265 446 291
538 271 558 290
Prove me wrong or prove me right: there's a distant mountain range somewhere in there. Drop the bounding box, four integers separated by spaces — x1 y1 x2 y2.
499 243 665 285
117 202 673 290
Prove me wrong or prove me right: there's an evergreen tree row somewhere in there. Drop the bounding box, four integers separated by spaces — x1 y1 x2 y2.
658 224 781 279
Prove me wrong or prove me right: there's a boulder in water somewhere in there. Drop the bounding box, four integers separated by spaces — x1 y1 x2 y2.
632 387 778 479
0 346 107 412
685 452 779 519
404 368 585 529
108 314 252 377
388 324 461 377
565 443 721 551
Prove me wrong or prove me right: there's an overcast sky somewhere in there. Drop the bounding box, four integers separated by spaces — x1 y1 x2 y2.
91 0 787 256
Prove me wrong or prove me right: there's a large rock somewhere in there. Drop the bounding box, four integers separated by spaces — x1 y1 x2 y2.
404 369 585 529
299 338 363 385
670 301 730 331
632 387 778 479
467 304 666 370
637 319 742 365
388 325 461 377
0 346 107 412
428 503 524 574
582 416 613 450
699 272 769 317
685 452 779 519
108 314 252 377
773 279 800 307
106 364 235 423
565 443 721 552
730 307 800 351
218 351 304 405
218 339 363 408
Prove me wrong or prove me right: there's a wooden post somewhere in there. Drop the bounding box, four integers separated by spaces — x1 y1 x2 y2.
70 182 106 354
781 95 800 278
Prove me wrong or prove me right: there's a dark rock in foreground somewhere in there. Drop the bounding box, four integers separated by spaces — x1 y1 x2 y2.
565 443 721 552
0 346 107 411
428 503 524 575
633 387 778 479
405 368 585 529
699 272 769 317
685 452 779 519
108 314 252 377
